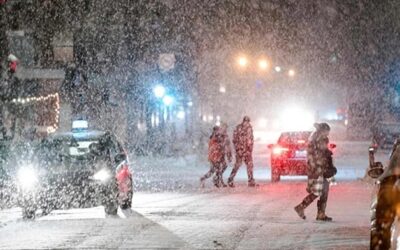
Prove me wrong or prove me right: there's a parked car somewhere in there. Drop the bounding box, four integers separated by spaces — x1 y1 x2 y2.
14 120 133 219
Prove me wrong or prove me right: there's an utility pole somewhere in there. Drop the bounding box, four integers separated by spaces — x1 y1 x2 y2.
0 0 9 73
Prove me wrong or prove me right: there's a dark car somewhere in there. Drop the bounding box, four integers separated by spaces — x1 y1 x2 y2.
268 131 312 182
14 126 133 219
368 141 400 249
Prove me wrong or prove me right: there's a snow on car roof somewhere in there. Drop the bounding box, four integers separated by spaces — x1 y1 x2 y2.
49 130 106 141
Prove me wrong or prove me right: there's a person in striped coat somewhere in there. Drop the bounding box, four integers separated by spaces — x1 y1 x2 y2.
294 123 335 221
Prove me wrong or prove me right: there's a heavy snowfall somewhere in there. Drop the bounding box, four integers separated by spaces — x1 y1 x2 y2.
1 1 400 249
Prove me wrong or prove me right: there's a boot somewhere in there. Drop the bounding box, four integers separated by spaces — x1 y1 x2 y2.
316 200 332 221
294 204 306 220
316 211 332 221
248 182 259 187
221 181 228 188
228 182 235 188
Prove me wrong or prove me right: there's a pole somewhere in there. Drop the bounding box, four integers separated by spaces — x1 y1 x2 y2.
0 1 8 73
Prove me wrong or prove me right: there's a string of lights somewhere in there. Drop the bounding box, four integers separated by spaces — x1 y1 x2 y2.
10 93 60 134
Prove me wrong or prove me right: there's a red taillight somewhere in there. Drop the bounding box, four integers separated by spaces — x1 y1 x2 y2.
272 146 289 155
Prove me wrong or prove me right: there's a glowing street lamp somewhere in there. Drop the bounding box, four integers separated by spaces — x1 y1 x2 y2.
163 95 174 106
177 110 185 120
258 59 269 70
274 66 282 72
237 56 248 67
153 85 166 99
219 86 226 93
288 69 296 77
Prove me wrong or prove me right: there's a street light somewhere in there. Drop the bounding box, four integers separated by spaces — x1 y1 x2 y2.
288 69 295 77
219 86 226 93
237 56 248 67
258 59 269 70
163 95 174 106
153 85 166 98
177 110 185 120
274 66 282 72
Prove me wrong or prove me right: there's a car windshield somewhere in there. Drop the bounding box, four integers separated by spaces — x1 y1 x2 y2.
37 135 105 166
68 140 97 157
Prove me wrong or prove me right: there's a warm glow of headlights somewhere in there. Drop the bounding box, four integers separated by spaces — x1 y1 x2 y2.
280 107 315 131
257 118 268 128
93 169 112 182
17 167 38 190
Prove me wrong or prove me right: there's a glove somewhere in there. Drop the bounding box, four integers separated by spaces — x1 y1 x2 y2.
323 166 337 179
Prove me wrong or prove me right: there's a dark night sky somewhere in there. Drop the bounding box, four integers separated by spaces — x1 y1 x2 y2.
3 0 400 111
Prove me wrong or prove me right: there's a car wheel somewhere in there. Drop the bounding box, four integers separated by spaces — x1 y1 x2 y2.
271 166 281 183
104 189 118 215
104 204 118 215
104 201 118 215
104 181 119 215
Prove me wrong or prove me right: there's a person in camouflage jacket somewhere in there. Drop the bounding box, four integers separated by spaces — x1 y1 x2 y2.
227 116 256 187
219 122 232 187
200 126 225 188
294 123 335 221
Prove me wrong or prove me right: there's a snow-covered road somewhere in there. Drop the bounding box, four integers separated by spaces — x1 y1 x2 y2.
0 181 372 249
133 182 372 249
0 140 382 249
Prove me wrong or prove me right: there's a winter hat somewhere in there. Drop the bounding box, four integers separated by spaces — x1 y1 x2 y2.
7 54 18 73
219 121 226 127
7 54 18 62
314 122 330 132
210 125 220 139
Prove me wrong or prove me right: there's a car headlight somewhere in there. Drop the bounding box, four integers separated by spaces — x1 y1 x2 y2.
92 169 112 182
17 167 38 191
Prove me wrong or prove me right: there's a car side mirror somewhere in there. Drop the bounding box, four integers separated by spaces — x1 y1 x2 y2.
368 162 384 179
329 143 336 149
